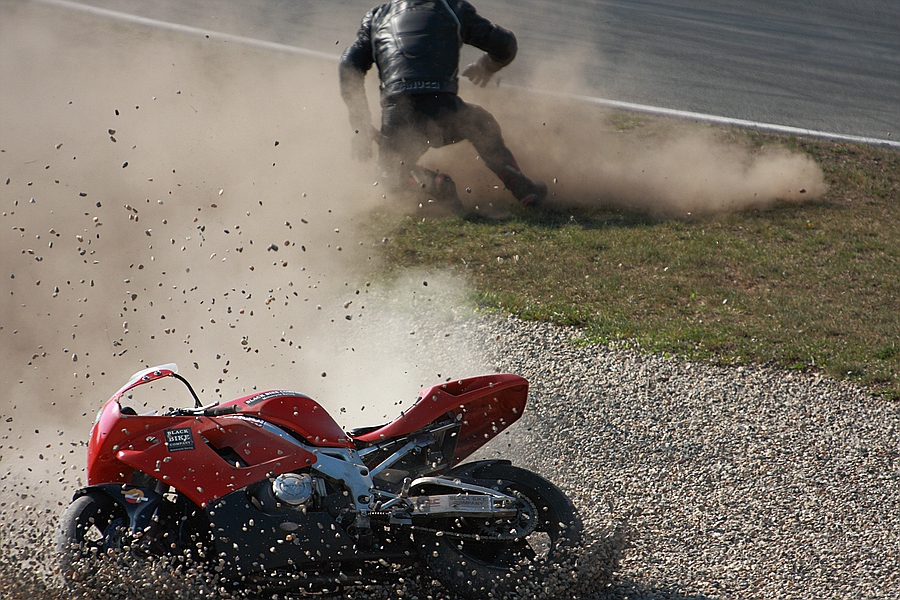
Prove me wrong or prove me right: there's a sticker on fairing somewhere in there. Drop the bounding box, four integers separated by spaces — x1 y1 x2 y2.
122 488 149 504
244 389 306 406
164 427 195 452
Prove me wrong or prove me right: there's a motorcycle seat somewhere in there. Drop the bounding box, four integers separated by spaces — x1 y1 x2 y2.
348 424 386 438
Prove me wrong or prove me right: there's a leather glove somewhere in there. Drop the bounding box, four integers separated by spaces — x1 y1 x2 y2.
462 54 503 87
350 128 374 161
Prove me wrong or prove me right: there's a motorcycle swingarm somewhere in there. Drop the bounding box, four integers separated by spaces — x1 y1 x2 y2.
383 476 519 519
407 493 518 518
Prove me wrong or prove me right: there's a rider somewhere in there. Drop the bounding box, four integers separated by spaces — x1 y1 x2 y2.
339 0 547 208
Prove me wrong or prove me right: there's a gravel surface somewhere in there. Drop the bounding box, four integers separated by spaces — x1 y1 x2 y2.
459 315 900 599
3 311 898 600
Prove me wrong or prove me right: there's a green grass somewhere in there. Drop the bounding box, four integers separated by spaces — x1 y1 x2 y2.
374 126 900 398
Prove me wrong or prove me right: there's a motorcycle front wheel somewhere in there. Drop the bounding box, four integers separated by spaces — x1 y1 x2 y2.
419 463 582 599
56 491 128 582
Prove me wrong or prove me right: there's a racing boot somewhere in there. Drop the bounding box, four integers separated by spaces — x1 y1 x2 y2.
409 166 464 213
496 162 548 208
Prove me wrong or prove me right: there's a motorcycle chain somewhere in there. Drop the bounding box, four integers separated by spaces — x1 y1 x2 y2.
410 524 527 542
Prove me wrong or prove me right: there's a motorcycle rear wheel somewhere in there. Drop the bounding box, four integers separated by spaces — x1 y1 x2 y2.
56 491 128 582
420 463 582 598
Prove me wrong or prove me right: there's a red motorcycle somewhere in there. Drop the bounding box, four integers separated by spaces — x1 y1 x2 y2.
57 364 581 597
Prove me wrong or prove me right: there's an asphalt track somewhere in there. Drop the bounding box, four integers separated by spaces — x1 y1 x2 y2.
31 0 900 146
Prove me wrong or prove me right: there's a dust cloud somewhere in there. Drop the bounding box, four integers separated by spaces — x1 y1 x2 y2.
368 66 827 218
520 102 828 216
0 1 484 510
1 3 495 592
427 43 827 217
1 1 818 597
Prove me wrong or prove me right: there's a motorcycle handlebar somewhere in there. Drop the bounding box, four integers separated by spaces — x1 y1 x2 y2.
205 404 241 417
167 404 241 417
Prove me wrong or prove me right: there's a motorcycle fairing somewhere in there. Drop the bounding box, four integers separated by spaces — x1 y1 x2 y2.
207 488 356 577
89 397 318 508
219 390 353 448
353 373 527 465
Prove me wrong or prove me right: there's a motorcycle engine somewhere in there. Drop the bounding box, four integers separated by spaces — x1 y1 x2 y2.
272 473 314 506
252 472 325 514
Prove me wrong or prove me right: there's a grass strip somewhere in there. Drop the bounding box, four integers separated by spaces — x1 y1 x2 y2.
375 121 899 398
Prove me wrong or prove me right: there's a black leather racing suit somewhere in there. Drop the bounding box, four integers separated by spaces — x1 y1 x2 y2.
339 0 544 204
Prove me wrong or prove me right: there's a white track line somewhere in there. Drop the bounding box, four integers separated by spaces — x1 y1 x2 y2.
33 0 900 149
517 86 900 149
32 0 337 61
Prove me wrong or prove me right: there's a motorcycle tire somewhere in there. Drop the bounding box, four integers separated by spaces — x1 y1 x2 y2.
56 491 128 582
421 463 582 599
